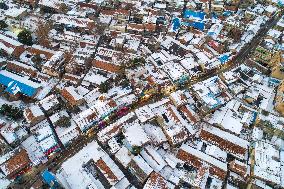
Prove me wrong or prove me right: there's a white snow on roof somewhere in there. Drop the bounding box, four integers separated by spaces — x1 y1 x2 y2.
203 125 249 149
5 7 26 18
39 0 63 9
21 135 46 165
57 141 125 188
254 141 281 185
115 146 133 168
132 155 153 176
0 124 17 144
124 122 150 147
39 94 60 112
135 105 154 123
179 144 227 171
29 105 44 117
140 146 167 172
208 106 243 134
143 124 167 145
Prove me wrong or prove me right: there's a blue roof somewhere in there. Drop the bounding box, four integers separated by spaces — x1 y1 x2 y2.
269 77 281 85
0 70 40 97
207 31 215 36
42 170 58 188
218 54 230 64
184 10 205 20
207 92 221 109
275 44 284 50
223 11 232 17
212 12 218 19
172 18 181 31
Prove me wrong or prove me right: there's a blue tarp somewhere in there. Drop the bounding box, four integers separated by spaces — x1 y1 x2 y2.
184 10 205 20
207 92 222 109
178 74 189 84
269 77 281 84
42 170 59 188
223 11 232 17
268 77 281 87
218 54 230 64
207 31 215 36
172 18 181 31
212 12 218 19
251 112 258 124
275 44 284 50
278 1 284 6
0 71 39 97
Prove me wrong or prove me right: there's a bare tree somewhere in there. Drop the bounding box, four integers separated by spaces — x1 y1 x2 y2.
64 51 73 63
228 27 243 42
95 23 108 35
59 3 69 14
35 21 53 48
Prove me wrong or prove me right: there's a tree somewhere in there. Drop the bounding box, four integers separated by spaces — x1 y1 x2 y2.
59 3 69 13
121 79 130 88
131 146 142 155
95 23 108 35
35 21 53 48
125 57 146 69
18 29 33 46
228 27 243 42
98 81 110 93
31 54 43 71
0 104 23 120
0 20 8 30
55 116 71 127
40 6 56 14
262 110 269 116
223 40 230 52
0 2 8 10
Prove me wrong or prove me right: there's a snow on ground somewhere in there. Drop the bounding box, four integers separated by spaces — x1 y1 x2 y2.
0 173 11 189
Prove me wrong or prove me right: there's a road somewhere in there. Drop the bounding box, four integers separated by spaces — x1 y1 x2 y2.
186 12 281 86
9 12 282 189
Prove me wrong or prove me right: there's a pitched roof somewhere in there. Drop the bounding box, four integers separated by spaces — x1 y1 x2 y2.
0 148 31 177
92 60 121 73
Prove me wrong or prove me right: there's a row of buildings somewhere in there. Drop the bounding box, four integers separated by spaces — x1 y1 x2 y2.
0 0 284 188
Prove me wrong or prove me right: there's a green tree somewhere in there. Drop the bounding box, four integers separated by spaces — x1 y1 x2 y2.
55 116 71 127
121 79 130 88
131 146 142 155
98 81 110 93
17 29 33 46
0 20 8 30
0 104 23 120
261 110 269 116
59 3 69 13
0 2 8 10
31 54 43 71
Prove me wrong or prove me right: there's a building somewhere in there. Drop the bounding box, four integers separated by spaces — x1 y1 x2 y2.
199 124 249 159
177 144 227 180
23 105 45 126
128 156 153 184
0 70 42 98
61 86 85 107
0 33 25 57
0 148 31 179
